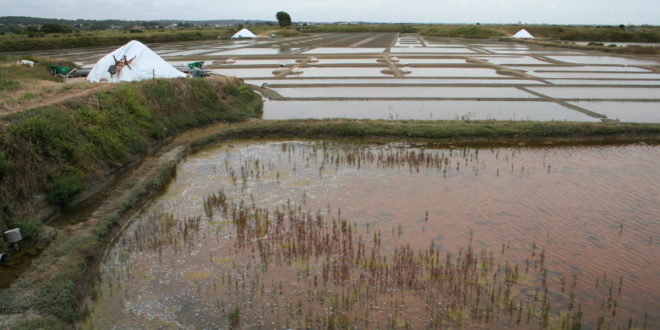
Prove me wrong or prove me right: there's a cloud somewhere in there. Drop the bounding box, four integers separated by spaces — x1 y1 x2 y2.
1 0 658 24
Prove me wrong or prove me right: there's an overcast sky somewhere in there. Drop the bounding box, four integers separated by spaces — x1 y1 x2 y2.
2 0 658 25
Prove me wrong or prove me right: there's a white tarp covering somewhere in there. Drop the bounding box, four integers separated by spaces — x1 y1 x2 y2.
511 29 535 39
231 28 257 39
87 40 186 82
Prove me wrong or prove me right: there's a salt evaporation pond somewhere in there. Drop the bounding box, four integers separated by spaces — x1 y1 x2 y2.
86 141 660 329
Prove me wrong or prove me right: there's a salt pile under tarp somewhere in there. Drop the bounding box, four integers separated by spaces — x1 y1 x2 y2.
231 28 257 39
511 29 534 39
87 40 186 82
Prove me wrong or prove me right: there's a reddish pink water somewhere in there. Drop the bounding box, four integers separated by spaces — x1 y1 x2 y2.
88 141 660 328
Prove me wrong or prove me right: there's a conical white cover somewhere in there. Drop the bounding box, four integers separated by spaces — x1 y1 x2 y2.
87 40 186 82
231 28 257 39
511 29 534 39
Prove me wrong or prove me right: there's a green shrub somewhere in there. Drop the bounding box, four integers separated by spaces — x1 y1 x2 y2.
47 173 85 209
6 217 42 242
223 83 240 96
228 306 240 328
9 316 65 330
33 277 77 323
420 25 503 39
0 150 13 179
0 79 20 91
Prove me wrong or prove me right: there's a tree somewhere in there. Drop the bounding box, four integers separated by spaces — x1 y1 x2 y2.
276 11 292 28
40 24 72 34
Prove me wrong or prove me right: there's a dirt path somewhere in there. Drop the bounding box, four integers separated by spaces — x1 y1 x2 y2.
69 145 187 237
0 80 114 116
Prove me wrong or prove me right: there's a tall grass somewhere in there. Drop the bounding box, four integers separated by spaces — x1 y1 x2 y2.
0 77 262 327
304 24 417 33
0 77 261 228
419 25 503 39
0 28 235 52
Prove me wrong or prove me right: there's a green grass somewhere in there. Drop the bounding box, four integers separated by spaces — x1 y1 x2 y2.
303 24 417 33
507 25 660 42
0 54 74 92
0 28 236 52
1 116 657 327
0 77 262 327
0 77 261 228
419 25 503 39
190 120 660 151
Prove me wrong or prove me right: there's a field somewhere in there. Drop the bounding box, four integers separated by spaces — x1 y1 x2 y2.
0 31 659 328
24 32 659 123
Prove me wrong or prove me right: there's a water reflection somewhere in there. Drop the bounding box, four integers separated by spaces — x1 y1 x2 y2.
86 141 660 329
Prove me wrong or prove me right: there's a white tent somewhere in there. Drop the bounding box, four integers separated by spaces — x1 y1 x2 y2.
231 28 257 39
511 29 534 39
87 40 185 82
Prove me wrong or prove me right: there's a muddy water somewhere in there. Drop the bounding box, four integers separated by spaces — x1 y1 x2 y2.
86 141 659 329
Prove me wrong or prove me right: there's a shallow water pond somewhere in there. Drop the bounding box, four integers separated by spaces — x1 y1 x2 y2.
87 141 659 329
248 78 545 86
547 56 660 66
271 86 537 99
528 87 660 100
262 100 598 121
302 48 386 54
568 101 660 123
391 48 475 54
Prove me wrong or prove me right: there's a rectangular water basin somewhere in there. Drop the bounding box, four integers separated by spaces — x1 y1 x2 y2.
161 49 217 56
302 48 386 54
477 56 552 65
398 58 466 64
207 48 296 56
249 78 546 86
567 101 660 123
392 48 475 53
298 67 387 77
248 78 546 86
510 65 651 73
167 60 215 66
425 43 470 48
271 86 537 98
262 100 598 121
526 72 660 79
545 79 660 86
546 56 660 65
222 59 298 66
407 67 503 77
316 58 380 64
212 68 279 78
528 87 660 99
495 51 586 55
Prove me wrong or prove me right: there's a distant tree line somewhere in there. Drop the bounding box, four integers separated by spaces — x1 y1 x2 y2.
0 16 275 35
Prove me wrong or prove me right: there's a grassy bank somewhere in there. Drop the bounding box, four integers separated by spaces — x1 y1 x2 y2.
188 120 660 150
0 28 236 52
516 39 660 55
303 24 417 33
0 76 261 238
0 54 74 92
0 76 261 327
503 25 660 42
2 115 659 327
419 25 503 39
418 24 660 42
